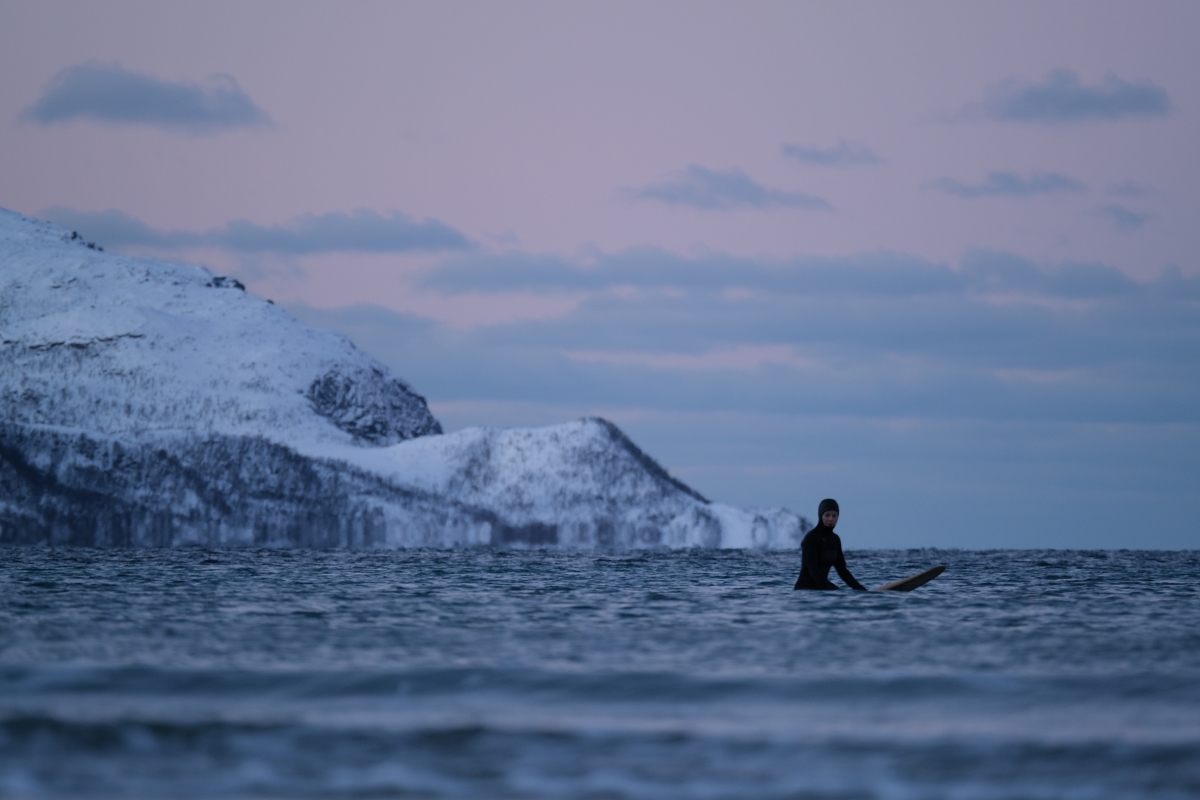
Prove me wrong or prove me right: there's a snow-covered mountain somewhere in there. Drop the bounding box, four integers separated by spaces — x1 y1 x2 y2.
0 208 808 549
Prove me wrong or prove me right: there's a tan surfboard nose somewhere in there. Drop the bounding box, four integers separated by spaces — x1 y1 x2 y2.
874 564 947 592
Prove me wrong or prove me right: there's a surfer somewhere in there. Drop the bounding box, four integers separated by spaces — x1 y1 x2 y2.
793 498 866 590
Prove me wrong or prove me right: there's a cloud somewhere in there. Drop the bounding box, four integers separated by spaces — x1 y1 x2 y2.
960 250 1139 299
630 165 831 211
929 171 1086 198
1096 204 1150 231
1107 180 1152 199
422 248 959 296
781 138 881 167
41 207 472 254
293 246 1200 429
22 61 271 134
41 206 202 249
420 247 1137 302
969 69 1171 123
210 210 471 253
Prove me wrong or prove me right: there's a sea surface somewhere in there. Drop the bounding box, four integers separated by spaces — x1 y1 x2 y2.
1 547 1198 799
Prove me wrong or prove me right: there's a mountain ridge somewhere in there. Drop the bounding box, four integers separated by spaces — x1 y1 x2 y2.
0 208 808 549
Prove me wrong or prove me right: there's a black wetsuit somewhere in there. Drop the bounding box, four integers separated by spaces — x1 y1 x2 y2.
794 526 866 590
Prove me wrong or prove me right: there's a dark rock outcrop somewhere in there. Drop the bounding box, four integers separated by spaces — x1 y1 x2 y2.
307 367 443 445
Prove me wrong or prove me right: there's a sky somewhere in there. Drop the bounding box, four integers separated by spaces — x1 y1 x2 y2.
2 1 1198 549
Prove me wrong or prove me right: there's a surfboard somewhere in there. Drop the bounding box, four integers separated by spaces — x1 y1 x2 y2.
873 564 946 592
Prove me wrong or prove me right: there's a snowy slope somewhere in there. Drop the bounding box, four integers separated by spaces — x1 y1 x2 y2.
0 209 439 445
0 208 808 549
312 419 807 549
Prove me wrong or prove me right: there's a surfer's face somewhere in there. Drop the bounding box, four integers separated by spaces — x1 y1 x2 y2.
821 510 838 529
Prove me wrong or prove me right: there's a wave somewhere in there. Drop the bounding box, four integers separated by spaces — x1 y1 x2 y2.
3 694 1198 799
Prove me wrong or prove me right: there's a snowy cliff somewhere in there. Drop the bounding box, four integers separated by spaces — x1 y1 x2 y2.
0 208 808 549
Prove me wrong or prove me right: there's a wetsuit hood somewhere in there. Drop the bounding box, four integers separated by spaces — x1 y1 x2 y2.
812 498 840 533
818 498 839 519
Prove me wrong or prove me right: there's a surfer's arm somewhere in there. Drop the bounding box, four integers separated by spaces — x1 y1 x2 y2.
833 540 866 590
834 562 866 590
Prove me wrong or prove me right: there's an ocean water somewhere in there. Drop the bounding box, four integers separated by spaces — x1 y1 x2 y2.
0 547 1197 799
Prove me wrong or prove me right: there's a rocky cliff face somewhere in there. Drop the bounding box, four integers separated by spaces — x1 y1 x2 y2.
0 209 807 549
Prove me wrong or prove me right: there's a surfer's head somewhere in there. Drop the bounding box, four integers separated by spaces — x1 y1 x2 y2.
818 498 839 529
